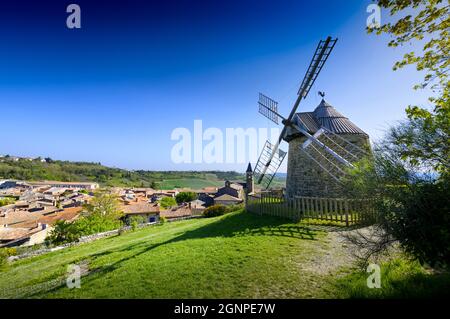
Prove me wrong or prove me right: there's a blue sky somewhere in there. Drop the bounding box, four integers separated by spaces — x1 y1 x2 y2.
0 0 432 172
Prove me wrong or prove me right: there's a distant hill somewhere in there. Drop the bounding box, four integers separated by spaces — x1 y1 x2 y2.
0 156 244 189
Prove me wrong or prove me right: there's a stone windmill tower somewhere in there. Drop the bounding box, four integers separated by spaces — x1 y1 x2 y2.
253 37 370 197
284 97 369 198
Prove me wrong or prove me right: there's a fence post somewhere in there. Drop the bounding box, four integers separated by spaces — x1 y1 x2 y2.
344 199 349 227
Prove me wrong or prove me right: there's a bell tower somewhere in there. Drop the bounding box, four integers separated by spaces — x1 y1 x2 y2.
246 163 254 195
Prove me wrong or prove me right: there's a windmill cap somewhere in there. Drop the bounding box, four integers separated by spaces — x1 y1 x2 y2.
286 98 369 139
246 163 253 173
313 99 347 119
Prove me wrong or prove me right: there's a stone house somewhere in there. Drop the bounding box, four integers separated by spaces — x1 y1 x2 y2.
122 202 160 224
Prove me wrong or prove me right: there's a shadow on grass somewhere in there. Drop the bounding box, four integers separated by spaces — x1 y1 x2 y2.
33 211 317 297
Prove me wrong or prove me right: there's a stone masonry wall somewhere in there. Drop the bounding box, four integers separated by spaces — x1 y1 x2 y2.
286 134 370 199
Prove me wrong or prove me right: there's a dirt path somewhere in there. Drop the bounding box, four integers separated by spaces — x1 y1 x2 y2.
299 227 366 276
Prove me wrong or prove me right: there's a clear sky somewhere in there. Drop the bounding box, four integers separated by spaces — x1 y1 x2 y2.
0 0 432 172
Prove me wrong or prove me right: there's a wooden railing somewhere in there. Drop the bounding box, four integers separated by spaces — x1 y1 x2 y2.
246 192 376 226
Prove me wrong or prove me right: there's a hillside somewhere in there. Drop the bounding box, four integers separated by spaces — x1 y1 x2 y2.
0 157 246 189
1 211 448 299
0 211 332 298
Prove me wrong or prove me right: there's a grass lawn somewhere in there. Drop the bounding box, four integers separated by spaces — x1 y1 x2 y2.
1 211 447 299
332 258 450 299
0 211 337 299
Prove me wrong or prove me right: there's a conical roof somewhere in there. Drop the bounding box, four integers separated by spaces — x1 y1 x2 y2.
246 163 253 173
285 99 368 141
313 99 346 118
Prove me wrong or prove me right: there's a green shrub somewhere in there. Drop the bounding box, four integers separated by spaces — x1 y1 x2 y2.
159 216 167 224
175 192 197 204
0 197 16 207
158 197 177 209
0 247 20 270
203 205 227 218
126 215 146 231
0 250 8 270
225 203 244 213
45 220 81 245
75 214 123 236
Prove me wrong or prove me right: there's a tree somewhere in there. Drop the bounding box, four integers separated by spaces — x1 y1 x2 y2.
369 0 449 176
158 196 177 209
150 181 158 190
175 192 197 204
45 220 81 245
343 128 450 268
82 190 123 220
344 1 450 268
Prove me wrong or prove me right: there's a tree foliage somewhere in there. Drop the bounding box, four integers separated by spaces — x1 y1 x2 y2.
0 157 244 188
175 192 197 204
82 190 123 220
158 196 177 209
0 197 16 207
343 121 450 269
46 190 124 245
345 1 450 269
203 205 228 218
369 0 449 175
45 220 81 245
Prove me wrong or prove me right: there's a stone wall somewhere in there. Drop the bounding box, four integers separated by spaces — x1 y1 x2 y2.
286 133 370 198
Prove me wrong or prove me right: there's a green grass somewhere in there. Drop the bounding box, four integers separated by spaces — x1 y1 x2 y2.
1 211 446 299
0 211 336 299
332 258 450 299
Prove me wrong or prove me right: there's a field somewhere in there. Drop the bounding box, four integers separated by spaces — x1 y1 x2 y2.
156 176 225 190
1 211 447 299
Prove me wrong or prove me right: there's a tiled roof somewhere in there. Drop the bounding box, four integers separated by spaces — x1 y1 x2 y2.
160 206 192 219
122 202 160 214
214 194 242 202
0 211 39 227
38 207 82 225
0 227 34 241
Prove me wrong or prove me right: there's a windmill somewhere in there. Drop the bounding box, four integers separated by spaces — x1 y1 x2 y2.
254 37 369 191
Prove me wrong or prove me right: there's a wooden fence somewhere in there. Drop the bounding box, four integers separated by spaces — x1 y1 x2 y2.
246 191 376 226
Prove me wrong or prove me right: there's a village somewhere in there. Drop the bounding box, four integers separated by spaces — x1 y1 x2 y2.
0 165 254 248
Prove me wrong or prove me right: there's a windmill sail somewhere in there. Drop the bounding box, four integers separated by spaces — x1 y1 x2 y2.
258 93 281 125
254 140 287 190
298 38 337 98
299 128 368 182
254 36 338 189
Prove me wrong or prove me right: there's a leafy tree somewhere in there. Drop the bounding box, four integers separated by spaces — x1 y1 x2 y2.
343 1 450 269
158 196 177 209
343 122 450 269
126 215 146 231
369 0 449 176
45 220 81 245
82 190 123 220
175 192 197 204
